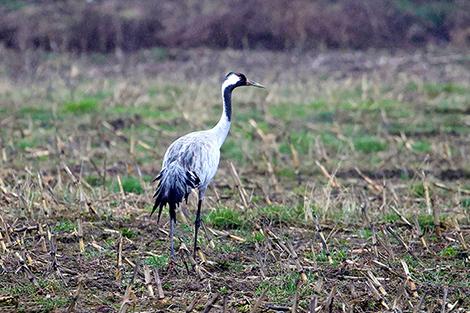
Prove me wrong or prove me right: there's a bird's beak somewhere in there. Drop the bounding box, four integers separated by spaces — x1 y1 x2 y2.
246 79 265 88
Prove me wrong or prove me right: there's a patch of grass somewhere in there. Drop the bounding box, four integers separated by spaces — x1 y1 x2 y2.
313 249 348 267
424 83 466 97
37 296 69 312
288 130 315 154
16 137 37 150
417 214 435 231
320 132 343 150
107 104 178 120
85 175 103 187
246 231 266 244
255 272 299 302
269 100 326 121
221 139 244 162
461 198 470 208
383 213 400 223
360 228 373 239
205 207 244 229
145 255 168 269
19 106 54 123
114 176 143 194
315 110 335 123
214 242 242 254
256 272 317 304
218 259 244 272
353 136 387 153
256 205 302 225
412 140 431 153
53 219 75 233
120 227 138 239
63 97 99 114
0 279 68 311
276 167 297 179
405 81 418 92
439 245 458 258
411 183 429 198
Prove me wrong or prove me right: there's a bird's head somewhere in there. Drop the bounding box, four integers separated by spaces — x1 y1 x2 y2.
223 72 265 90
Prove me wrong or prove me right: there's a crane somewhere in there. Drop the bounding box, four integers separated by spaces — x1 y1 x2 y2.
151 72 265 260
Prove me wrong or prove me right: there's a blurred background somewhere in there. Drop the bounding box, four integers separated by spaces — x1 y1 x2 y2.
1 0 469 53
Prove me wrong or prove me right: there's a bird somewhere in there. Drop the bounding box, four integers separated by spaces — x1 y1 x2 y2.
151 72 265 260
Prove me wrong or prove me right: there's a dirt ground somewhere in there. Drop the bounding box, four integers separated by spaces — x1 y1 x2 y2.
0 47 469 312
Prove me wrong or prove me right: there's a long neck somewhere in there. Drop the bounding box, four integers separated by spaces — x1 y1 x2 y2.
212 85 233 147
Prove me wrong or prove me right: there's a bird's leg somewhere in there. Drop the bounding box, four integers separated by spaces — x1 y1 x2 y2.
170 217 175 260
167 217 177 273
193 199 203 259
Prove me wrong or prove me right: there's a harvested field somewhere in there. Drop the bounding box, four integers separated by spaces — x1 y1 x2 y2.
0 47 469 312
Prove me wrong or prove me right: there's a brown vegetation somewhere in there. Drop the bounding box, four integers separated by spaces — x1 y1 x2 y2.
0 0 469 53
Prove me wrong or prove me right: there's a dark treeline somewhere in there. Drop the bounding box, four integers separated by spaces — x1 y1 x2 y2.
0 0 468 53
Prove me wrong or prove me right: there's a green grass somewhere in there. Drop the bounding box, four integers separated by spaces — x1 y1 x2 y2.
256 205 303 224
256 272 317 305
417 214 435 232
19 106 54 123
106 104 178 120
246 231 266 244
205 207 244 229
16 137 37 150
145 255 168 269
0 279 69 312
114 176 143 194
411 140 431 153
221 139 245 162
461 198 470 208
269 100 326 121
411 183 430 198
353 136 387 153
311 248 348 267
423 83 467 97
53 219 75 233
85 175 103 187
63 97 99 114
120 227 138 239
359 228 373 239
383 213 400 223
439 245 458 258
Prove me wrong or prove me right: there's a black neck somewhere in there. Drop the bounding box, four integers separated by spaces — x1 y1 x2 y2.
223 86 233 122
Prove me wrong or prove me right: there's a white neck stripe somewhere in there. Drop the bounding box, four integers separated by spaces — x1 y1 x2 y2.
221 74 240 92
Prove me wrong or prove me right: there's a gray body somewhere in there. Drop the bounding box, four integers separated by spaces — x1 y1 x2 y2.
162 129 224 198
152 72 263 259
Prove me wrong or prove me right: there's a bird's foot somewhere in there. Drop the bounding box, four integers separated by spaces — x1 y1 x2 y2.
166 257 178 274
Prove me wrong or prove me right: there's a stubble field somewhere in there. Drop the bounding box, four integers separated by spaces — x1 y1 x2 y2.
0 47 469 312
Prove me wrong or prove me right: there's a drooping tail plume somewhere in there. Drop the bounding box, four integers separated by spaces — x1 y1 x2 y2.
151 161 200 224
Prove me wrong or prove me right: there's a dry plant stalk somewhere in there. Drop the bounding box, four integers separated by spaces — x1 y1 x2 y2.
314 217 332 265
0 231 7 253
143 264 154 297
354 167 383 193
118 261 139 313
315 161 340 188
117 175 125 199
67 276 84 313
250 289 266 313
202 293 220 313
115 235 123 282
77 219 84 254
229 162 249 208
154 268 165 299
